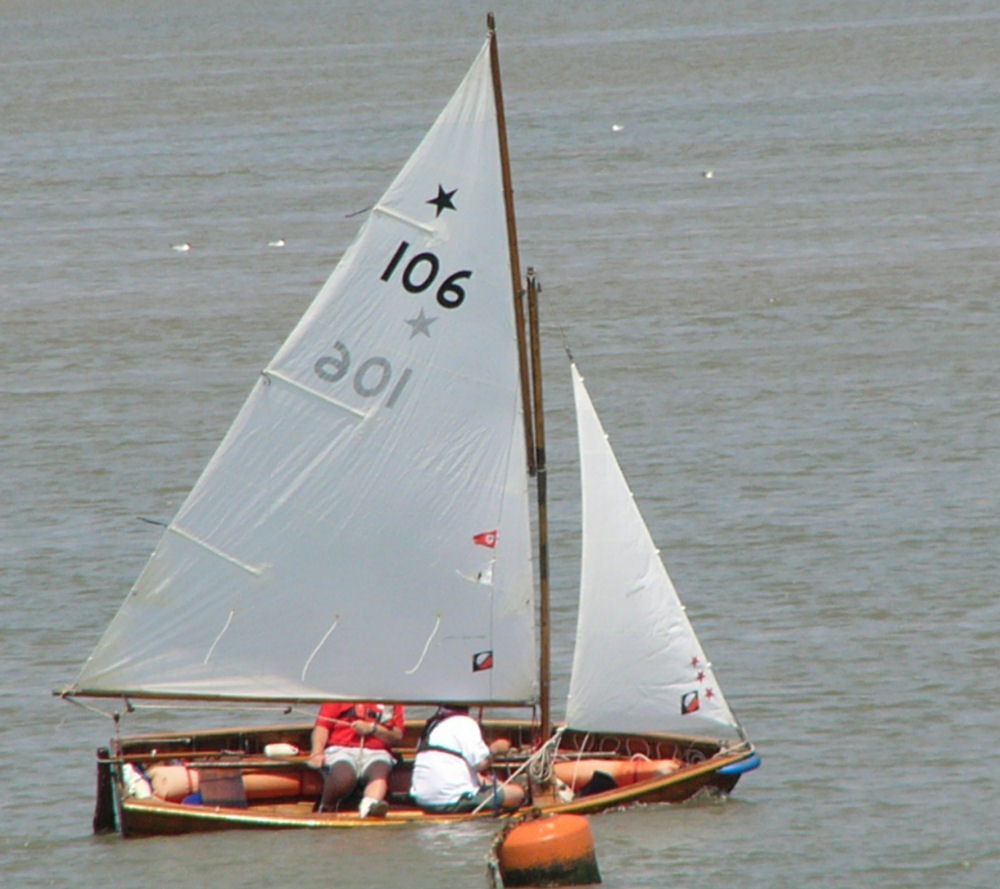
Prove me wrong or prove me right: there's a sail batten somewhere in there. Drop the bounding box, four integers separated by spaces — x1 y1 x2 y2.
372 205 437 233
166 525 264 576
263 369 370 418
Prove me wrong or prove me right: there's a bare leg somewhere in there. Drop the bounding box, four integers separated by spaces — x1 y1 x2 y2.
319 761 358 811
498 781 525 810
357 761 391 816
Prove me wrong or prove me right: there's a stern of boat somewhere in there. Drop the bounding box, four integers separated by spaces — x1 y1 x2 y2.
93 747 119 834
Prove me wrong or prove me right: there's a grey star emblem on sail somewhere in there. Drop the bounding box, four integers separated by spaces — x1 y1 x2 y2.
405 308 437 338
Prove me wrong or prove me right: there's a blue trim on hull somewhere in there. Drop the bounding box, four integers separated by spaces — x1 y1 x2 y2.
718 752 761 776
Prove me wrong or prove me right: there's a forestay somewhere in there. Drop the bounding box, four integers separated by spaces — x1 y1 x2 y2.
69 39 537 706
565 364 742 740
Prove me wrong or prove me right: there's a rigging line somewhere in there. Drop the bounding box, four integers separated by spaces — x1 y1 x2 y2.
470 726 567 815
535 275 574 364
301 616 340 682
203 609 236 664
289 703 323 720
62 694 118 721
564 732 592 790
455 562 495 585
404 614 441 674
117 700 295 714
527 724 566 786
137 515 168 527
729 706 750 743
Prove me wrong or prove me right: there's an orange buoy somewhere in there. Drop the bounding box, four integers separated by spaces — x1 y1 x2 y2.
496 813 601 887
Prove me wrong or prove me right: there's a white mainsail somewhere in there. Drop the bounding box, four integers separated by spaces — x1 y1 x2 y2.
565 363 742 740
70 39 537 705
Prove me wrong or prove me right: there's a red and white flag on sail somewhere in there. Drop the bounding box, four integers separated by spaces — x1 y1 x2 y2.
473 529 498 548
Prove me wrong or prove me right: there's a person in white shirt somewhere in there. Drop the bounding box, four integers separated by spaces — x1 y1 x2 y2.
410 705 525 813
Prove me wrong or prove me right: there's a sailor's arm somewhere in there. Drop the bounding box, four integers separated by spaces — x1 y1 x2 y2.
308 724 330 768
474 737 512 772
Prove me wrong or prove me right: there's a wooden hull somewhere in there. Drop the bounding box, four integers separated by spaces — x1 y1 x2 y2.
97 720 757 837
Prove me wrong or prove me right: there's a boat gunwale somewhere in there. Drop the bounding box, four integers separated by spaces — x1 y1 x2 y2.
115 746 755 834
104 721 755 835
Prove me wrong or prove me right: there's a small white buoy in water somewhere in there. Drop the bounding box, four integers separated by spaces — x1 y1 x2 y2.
702 170 714 179
171 242 191 252
268 238 286 248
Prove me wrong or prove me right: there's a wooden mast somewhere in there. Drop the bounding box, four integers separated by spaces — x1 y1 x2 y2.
526 268 551 742
487 14 550 741
488 14 534 476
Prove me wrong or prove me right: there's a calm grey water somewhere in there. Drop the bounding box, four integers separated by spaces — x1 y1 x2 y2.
2 1 998 887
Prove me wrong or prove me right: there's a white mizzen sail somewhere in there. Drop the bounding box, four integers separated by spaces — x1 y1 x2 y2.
70 39 536 705
565 363 742 740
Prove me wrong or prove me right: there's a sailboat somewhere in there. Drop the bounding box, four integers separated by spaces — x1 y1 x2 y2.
59 16 758 837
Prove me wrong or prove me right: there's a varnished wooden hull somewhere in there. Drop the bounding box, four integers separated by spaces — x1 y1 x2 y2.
98 720 757 837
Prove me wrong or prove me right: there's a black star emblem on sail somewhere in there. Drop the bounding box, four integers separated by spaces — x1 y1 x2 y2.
427 184 458 217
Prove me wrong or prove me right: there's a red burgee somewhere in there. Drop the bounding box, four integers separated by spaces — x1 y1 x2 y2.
473 529 498 548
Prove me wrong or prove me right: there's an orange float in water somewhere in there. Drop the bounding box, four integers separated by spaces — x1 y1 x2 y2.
496 813 601 887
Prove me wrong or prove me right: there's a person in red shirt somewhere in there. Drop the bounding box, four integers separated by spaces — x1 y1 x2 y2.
307 702 405 817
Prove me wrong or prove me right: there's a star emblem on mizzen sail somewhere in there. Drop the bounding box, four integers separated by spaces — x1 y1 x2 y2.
427 184 458 217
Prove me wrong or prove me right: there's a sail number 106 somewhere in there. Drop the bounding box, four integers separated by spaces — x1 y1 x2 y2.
314 342 412 408
381 240 471 308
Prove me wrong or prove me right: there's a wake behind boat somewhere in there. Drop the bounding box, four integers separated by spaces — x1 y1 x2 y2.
59 16 758 837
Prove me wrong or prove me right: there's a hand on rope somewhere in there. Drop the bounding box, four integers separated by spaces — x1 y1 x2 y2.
471 726 567 815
